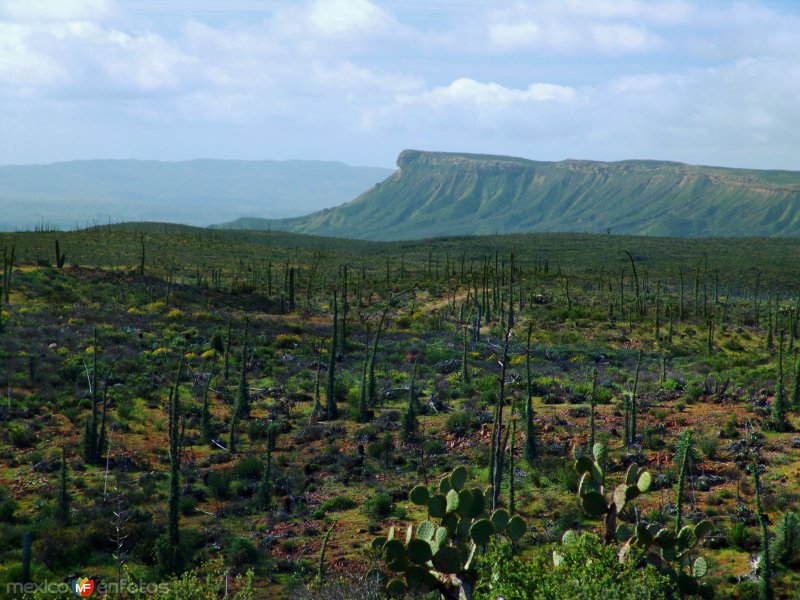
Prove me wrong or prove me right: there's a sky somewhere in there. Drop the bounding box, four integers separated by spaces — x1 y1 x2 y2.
1 0 799 170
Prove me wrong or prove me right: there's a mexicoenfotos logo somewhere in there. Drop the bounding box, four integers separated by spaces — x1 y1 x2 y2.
71 576 96 597
5 577 169 596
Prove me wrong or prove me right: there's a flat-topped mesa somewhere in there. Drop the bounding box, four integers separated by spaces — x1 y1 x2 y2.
223 149 800 240
396 150 701 177
396 149 538 172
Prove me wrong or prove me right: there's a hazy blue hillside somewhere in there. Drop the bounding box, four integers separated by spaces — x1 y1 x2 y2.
221 150 800 240
0 159 392 230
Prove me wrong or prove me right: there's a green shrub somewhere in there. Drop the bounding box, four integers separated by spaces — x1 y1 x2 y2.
424 439 446 455
178 495 197 515
732 580 760 600
698 436 718 460
228 537 258 566
0 486 16 523
542 393 564 405
129 558 254 599
663 378 681 391
319 496 357 512
34 528 87 570
0 500 16 523
594 386 614 404
722 416 738 439
274 334 301 349
366 437 392 460
686 382 703 402
353 424 378 442
8 425 36 449
774 512 800 566
153 533 185 577
363 491 394 521
556 462 579 493
475 375 497 393
478 388 496 406
140 476 158 500
446 410 476 437
206 471 231 501
117 397 135 420
232 456 263 481
642 425 665 451
727 522 752 550
477 533 676 600
246 419 272 440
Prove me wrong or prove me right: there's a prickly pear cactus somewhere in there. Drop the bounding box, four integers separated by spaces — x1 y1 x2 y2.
614 518 715 598
371 465 527 598
566 443 714 598
575 443 651 519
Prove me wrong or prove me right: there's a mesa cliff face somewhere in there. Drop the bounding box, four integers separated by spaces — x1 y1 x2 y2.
223 150 800 240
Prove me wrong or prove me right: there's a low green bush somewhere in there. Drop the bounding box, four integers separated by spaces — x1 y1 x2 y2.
228 537 258 566
363 491 394 521
319 496 357 512
446 410 476 437
477 533 676 600
232 456 263 481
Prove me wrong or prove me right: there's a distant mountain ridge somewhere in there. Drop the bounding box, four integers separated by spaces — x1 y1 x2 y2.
220 149 800 240
0 159 392 230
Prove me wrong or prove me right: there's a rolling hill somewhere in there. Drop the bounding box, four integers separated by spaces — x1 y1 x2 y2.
220 149 800 240
0 159 392 231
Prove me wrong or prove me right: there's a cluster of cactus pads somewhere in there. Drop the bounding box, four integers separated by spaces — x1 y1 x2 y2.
574 442 651 538
371 466 526 599
563 443 714 598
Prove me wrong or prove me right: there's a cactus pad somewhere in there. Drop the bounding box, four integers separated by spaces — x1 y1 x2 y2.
428 494 447 519
506 515 527 542
432 546 462 574
446 489 460 513
406 539 433 564
677 525 697 550
470 518 494 545
693 556 708 578
450 466 468 491
417 520 434 542
581 490 607 516
694 520 713 538
490 508 510 532
386 578 408 597
592 442 607 465
409 485 430 506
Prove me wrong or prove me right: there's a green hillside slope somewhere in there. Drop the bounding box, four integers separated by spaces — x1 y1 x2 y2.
221 150 800 240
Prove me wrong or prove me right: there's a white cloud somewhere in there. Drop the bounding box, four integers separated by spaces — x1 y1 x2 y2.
306 0 396 37
487 0 684 54
400 78 577 111
311 60 421 95
0 0 414 95
1 0 800 170
557 0 695 24
99 29 193 91
489 19 661 54
588 24 660 53
0 0 112 22
0 20 191 92
0 23 66 86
